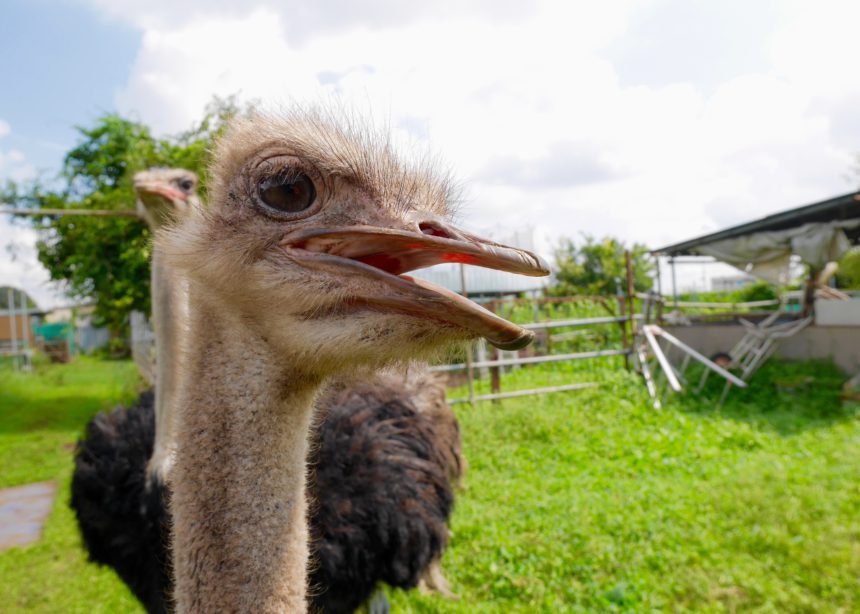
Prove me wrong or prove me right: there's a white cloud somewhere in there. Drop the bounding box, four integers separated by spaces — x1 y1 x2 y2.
0 121 61 308
0 121 37 182
0 218 66 310
77 0 860 290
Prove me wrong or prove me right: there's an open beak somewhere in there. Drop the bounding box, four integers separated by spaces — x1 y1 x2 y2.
281 221 550 350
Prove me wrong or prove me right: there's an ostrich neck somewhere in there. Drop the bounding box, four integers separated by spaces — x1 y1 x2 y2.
171 293 319 613
148 249 184 478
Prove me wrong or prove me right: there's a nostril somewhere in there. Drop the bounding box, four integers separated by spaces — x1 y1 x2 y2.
418 221 453 239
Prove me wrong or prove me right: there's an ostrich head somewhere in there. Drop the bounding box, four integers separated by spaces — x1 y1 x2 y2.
134 168 200 228
161 109 548 376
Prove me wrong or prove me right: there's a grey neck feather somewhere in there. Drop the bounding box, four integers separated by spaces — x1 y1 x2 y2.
146 247 186 480
170 292 320 613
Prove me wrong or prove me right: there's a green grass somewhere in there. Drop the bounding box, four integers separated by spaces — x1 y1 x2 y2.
0 357 143 613
1 357 858 612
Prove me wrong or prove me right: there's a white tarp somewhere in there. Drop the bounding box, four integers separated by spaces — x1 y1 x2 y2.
694 220 860 284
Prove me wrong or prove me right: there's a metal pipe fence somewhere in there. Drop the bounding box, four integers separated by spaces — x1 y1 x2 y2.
438 254 639 405
435 314 634 405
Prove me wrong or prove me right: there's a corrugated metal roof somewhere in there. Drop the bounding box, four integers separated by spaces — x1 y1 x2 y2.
410 226 549 295
654 191 860 256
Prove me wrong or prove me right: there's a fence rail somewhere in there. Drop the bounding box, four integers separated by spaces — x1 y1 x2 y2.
521 314 642 330
431 348 630 372
448 382 599 405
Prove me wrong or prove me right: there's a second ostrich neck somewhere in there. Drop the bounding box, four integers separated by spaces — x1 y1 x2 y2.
148 249 184 478
171 292 320 614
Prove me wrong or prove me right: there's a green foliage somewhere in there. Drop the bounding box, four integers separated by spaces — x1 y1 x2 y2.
0 96 241 336
677 280 779 310
549 235 653 297
736 280 778 302
2 357 858 612
835 248 860 289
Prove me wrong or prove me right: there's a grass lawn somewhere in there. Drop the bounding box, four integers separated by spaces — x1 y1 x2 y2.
1 356 858 612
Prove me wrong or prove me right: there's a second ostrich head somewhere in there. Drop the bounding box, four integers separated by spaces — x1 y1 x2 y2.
163 110 548 376
134 168 199 229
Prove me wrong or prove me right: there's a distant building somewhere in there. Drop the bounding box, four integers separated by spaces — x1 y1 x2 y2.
0 286 44 368
411 226 549 298
0 286 42 354
710 274 756 293
44 302 110 353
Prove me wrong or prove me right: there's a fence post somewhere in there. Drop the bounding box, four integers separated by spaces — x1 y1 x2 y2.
459 264 476 407
616 282 630 370
486 300 502 403
19 289 32 372
7 287 19 371
625 251 636 334
624 251 636 369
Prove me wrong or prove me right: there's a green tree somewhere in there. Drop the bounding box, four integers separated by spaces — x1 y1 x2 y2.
2 96 241 343
549 235 654 296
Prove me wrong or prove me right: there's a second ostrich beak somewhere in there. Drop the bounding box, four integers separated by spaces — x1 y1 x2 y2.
281 221 550 350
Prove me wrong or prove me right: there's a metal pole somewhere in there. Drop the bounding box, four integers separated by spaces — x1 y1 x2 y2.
7 287 18 370
459 264 475 407
670 256 679 309
448 382 599 404
651 326 747 388
642 325 682 392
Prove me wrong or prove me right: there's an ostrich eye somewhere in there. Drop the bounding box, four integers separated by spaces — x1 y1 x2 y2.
178 179 194 191
259 172 317 213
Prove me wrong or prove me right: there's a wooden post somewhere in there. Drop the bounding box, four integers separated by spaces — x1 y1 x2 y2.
486 300 502 403
802 267 817 318
616 281 630 371
625 250 636 335
19 289 31 372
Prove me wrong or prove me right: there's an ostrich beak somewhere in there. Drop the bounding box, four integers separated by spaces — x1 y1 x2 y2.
133 181 187 205
281 222 550 350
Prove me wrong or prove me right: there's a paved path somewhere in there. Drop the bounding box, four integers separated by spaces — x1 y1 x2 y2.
0 481 57 551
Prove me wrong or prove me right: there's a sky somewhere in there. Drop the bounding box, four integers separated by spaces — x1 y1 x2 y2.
2 0 860 308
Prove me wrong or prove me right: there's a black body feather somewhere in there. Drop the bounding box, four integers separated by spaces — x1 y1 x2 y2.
71 379 457 613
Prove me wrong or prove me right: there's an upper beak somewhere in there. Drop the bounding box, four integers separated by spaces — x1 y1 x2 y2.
134 181 187 204
280 220 550 350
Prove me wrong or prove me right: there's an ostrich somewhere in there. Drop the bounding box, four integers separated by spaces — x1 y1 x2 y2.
162 109 546 612
77 109 548 612
74 167 465 612
71 169 198 613
133 168 198 480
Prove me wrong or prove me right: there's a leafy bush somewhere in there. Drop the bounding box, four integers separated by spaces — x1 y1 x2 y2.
836 248 860 289
736 281 778 302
